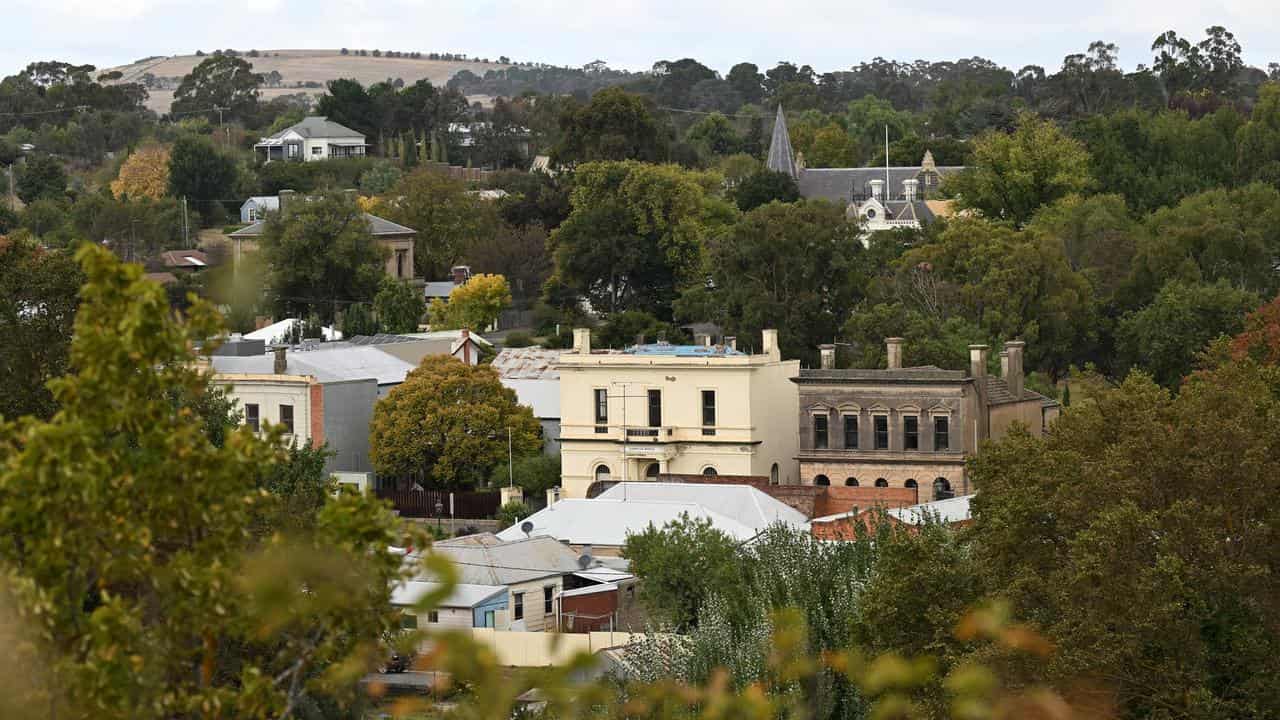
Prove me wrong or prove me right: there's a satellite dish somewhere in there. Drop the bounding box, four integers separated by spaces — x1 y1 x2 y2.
577 553 594 569
520 520 534 534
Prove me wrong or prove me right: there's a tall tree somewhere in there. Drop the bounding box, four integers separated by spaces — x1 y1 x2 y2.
373 276 425 333
110 143 170 200
167 135 237 222
375 169 498 280
552 88 668 165
169 54 262 122
15 154 67 204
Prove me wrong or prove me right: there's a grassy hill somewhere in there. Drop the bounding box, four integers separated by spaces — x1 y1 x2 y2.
102 49 511 114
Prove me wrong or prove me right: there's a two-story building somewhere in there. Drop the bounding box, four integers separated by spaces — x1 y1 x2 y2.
556 328 800 499
792 338 1058 502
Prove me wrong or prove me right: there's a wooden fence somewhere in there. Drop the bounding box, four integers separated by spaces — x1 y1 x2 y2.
375 487 501 519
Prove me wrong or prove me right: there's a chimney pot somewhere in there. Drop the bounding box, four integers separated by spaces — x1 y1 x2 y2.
968 344 989 379
999 350 1009 379
903 178 919 201
885 337 904 370
868 178 884 200
278 188 296 211
819 344 836 370
273 346 287 375
762 329 780 360
725 336 737 351
572 327 591 355
1004 340 1026 399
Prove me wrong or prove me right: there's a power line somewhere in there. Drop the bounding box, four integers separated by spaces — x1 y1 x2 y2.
0 105 90 118
656 105 764 119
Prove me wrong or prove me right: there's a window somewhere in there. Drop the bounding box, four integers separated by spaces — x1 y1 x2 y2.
933 416 949 450
813 415 829 449
245 403 260 432
428 610 439 624
934 477 952 498
701 390 716 435
905 479 917 489
645 463 660 479
770 463 779 485
701 467 718 477
401 612 418 630
544 586 554 615
513 592 524 621
594 465 611 483
845 477 858 486
843 415 858 449
903 416 918 450
874 478 888 487
484 610 495 628
311 146 323 156
279 404 294 434
814 474 830 486
874 415 888 449
395 249 407 278
865 208 877 219
647 389 662 428
594 389 607 432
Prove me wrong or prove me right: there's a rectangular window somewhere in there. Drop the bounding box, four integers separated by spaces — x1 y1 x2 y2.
813 415 828 449
513 592 524 621
594 389 607 433
279 404 294 434
395 249 407 278
934 416 950 451
843 415 858 449
701 390 716 435
904 416 919 450
544 586 554 615
874 415 889 450
428 610 439 624
647 389 662 428
245 403 260 432
401 612 418 630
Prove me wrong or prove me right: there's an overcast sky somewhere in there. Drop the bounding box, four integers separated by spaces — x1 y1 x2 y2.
5 0 1279 79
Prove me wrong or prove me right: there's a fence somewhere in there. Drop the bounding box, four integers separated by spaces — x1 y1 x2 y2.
375 487 501 519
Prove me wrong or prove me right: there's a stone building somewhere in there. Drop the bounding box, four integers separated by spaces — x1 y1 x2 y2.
792 338 1059 502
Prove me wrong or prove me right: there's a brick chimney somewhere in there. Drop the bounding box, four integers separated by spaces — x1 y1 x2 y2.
885 337 904 370
273 346 287 375
572 327 591 355
762 329 780 360
969 344 989 378
1004 340 1025 398
819 343 835 369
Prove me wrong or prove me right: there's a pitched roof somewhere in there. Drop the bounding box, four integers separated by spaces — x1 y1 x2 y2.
262 116 365 141
209 344 414 385
425 534 594 586
797 166 965 205
492 347 563 380
766 105 798 178
796 367 966 383
243 318 342 343
982 375 1053 405
242 196 279 210
887 494 973 525
228 211 415 238
391 581 507 609
597 483 809 529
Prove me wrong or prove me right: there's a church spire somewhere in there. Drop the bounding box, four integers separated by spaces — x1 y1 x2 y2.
766 104 798 179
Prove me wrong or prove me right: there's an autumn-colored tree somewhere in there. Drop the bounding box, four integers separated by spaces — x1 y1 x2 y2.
429 272 512 331
110 143 171 200
369 355 541 487
1229 294 1280 364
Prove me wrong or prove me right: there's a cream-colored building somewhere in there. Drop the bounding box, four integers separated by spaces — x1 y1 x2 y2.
557 328 800 499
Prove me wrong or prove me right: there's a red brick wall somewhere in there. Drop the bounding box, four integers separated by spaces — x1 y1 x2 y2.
814 486 917 517
654 474 916 519
309 382 324 447
811 512 906 541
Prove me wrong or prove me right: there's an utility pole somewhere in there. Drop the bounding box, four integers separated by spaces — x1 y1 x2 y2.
6 164 14 212
507 427 514 487
181 196 189 246
214 105 228 148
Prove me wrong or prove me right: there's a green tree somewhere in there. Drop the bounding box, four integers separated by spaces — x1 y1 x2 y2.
1235 82 1280 187
167 134 238 222
170 54 262 122
552 87 667 165
429 272 511 330
258 192 388 323
685 112 742 160
15 154 67 203
376 169 498 280
373 276 425 333
369 355 541 488
358 160 402 195
947 111 1093 225
805 123 858 167
495 500 532 530
1116 279 1257 386
488 454 560 497
841 302 988 371
594 310 687 349
729 169 800 211
622 514 746 630
1025 193 1140 304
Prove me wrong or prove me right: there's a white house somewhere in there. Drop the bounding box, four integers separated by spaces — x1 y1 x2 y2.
239 195 279 223
254 116 368 163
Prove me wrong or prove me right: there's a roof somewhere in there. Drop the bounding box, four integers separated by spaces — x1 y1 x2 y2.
882 200 937 224
982 375 1051 405
144 271 178 285
402 330 494 348
796 367 966 383
492 347 563 380
797 166 965 205
391 581 507 608
766 104 798 178
228 212 415 238
597 483 808 530
425 534 595 586
243 196 280 211
161 249 208 268
209 344 414 385
244 318 342 344
260 116 364 141
887 494 973 525
423 280 458 299
501 378 560 419
622 343 745 357
343 333 421 346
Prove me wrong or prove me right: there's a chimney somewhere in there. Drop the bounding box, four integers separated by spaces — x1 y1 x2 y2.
885 337 904 370
1004 340 1025 398
273 346 287 375
819 344 836 370
451 265 471 286
903 178 918 201
725 336 737 351
278 188 296 211
999 350 1009 379
969 344 989 379
572 327 591 355
868 178 884 200
546 487 561 508
762 329 780 360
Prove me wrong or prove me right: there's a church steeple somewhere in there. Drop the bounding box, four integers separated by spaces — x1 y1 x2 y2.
766 104 798 179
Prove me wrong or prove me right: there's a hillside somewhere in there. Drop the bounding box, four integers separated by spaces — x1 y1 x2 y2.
102 49 511 114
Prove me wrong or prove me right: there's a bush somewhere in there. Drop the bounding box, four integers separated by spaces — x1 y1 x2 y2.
502 331 534 348
495 501 531 530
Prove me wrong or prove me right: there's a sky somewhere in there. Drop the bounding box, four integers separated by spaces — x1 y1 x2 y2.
4 0 1279 79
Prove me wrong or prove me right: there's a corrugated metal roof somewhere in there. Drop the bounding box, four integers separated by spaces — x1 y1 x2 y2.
597 482 808 530
494 498 762 546
263 116 365 140
425 534 593 586
888 494 973 525
391 581 507 608
492 348 563 380
228 212 414 238
210 345 414 385
243 318 341 343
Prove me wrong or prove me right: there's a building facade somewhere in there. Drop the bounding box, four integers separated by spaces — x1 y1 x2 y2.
793 339 1058 502
253 116 368 162
557 328 800 499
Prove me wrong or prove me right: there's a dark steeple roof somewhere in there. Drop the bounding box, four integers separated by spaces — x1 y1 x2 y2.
766 104 797 179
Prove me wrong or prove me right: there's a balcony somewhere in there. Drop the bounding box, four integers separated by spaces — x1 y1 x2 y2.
625 427 668 439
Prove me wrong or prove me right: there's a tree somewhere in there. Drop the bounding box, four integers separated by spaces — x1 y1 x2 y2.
1228 294 1280 365
488 454 560 497
0 245 421 717
1116 279 1257 387
595 310 687 349
622 514 746 630
167 134 237 221
357 160 402 195
463 222 552 306
805 123 858 167
376 169 498 280
685 112 741 160
684 200 863 364
258 192 388 323
726 62 765 105
841 302 988 371
429 273 511 330
495 500 532 530
170 54 262 122
0 235 82 420
730 169 799 211
373 275 425 333
947 112 1093 225
369 355 541 488
553 87 667 165
110 143 170 200
15 154 67 203
1234 82 1280 187
1025 193 1140 304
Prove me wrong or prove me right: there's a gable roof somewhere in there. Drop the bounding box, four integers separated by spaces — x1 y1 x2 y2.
798 166 965 205
597 482 808 529
492 347 563 380
262 116 364 141
425 534 594 586
228 211 415 238
391 581 507 609
209 344 414 385
160 249 207 268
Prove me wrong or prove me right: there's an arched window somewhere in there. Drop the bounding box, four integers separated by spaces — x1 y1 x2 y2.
770 463 779 485
814 474 830 486
701 466 718 477
645 463 660 479
845 477 858 486
874 478 888 487
933 477 952 497
905 479 918 489
594 465 611 483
